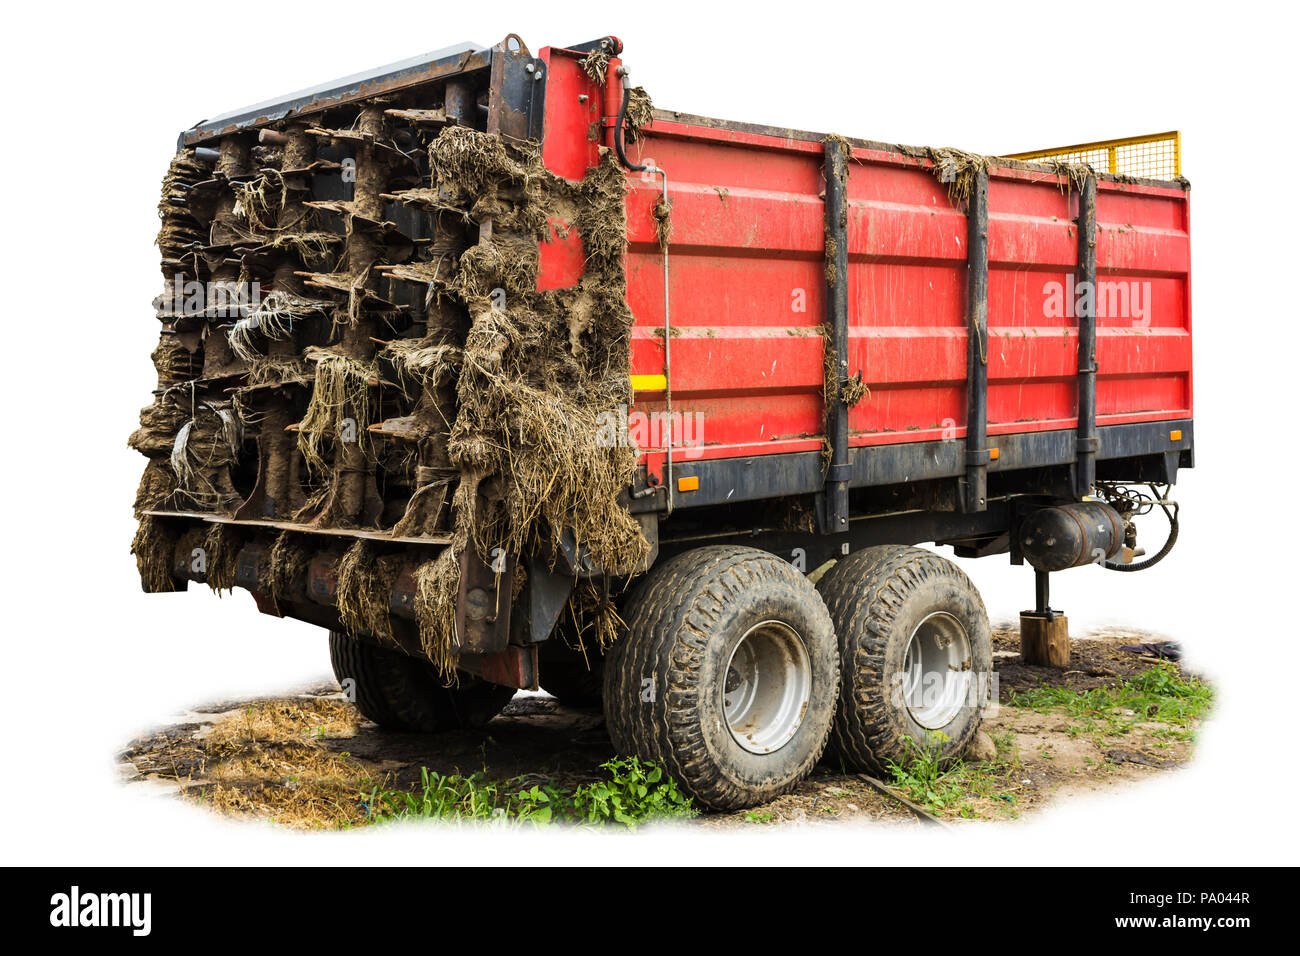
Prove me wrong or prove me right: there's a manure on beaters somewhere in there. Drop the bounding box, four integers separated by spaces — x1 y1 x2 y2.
131 107 654 676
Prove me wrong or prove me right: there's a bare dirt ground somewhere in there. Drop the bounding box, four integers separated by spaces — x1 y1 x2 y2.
119 623 1208 830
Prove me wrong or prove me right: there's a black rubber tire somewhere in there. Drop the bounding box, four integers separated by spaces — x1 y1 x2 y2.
816 546 992 774
542 657 604 708
603 545 840 810
328 631 515 733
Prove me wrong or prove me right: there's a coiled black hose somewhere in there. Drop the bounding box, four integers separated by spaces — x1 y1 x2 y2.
1104 487 1180 572
1105 512 1178 571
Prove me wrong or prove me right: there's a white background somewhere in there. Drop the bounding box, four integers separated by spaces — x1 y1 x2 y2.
1 0 1295 865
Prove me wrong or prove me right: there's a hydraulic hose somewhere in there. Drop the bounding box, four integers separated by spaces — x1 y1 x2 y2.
1104 510 1179 572
1102 484 1180 572
615 82 646 172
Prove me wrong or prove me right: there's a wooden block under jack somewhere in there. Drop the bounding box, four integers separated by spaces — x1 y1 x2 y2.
1020 611 1070 666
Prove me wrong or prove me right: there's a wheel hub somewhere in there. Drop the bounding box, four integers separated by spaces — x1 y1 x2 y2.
902 611 973 730
722 620 812 755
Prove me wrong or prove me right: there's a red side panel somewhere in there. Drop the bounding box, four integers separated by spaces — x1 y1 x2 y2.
537 77 1192 476
1093 182 1193 425
625 124 830 465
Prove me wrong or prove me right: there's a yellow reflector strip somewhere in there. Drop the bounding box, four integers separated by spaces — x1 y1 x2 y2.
1169 429 1183 442
677 476 699 492
631 374 668 392
988 447 1000 461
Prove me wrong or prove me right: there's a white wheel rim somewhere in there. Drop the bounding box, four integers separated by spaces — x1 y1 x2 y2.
902 611 973 730
722 620 812 755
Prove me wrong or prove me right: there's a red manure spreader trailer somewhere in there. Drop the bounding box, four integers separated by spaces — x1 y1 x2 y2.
133 34 1192 808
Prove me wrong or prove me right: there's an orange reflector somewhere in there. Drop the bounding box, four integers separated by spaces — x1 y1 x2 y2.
988 447 1000 461
1169 429 1183 442
677 476 699 492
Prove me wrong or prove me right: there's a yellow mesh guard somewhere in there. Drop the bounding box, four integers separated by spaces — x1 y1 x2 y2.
1005 131 1181 180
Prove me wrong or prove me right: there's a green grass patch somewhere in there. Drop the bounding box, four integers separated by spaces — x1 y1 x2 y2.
363 756 698 829
1007 662 1212 736
885 731 1022 819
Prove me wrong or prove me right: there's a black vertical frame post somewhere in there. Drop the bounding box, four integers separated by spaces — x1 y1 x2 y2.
1075 175 1099 497
1034 569 1054 621
823 140 850 533
963 169 990 513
